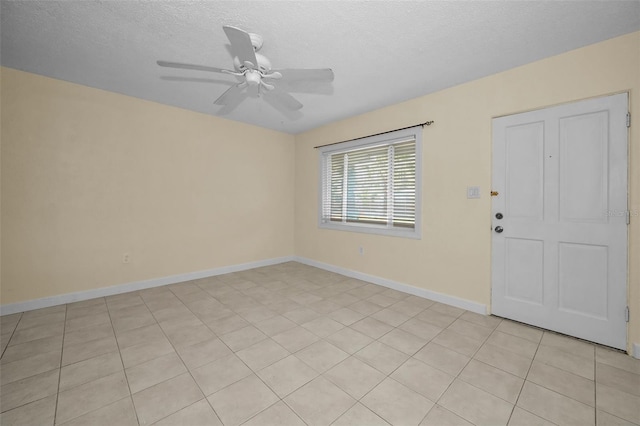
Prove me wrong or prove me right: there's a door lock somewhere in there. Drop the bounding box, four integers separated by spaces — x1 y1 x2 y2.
495 213 503 219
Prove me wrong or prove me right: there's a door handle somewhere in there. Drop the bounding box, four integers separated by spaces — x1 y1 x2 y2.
494 226 504 233
495 213 503 219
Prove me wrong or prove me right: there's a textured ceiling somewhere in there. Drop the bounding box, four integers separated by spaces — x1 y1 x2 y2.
2 1 639 134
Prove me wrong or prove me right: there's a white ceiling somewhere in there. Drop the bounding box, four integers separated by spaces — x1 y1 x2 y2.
2 1 639 134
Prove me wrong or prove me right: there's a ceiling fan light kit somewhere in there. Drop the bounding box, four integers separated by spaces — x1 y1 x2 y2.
157 25 334 116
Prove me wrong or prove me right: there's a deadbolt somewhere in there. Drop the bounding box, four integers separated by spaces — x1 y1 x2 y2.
494 226 504 233
495 213 503 220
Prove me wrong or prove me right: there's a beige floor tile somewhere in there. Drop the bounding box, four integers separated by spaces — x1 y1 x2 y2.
60 351 123 391
56 371 130 424
115 323 165 349
366 294 398 308
272 326 320 353
219 325 267 352
59 397 138 426
399 318 443 341
459 359 524 404
0 394 56 426
596 409 638 426
266 299 303 315
362 378 434 426
351 317 394 339
0 369 59 412
487 331 539 359
0 350 61 385
288 292 324 305
132 373 203 426
207 374 278 426
119 336 174 369
296 340 349 373
125 352 187 393
65 312 111 333
255 315 297 336
371 308 411 327
596 362 640 397
459 311 502 329
405 295 436 309
527 360 594 406
162 321 215 348
236 306 278 324
535 344 595 380
518 381 595 426
420 404 473 426
328 307 365 326
285 376 356 426
15 311 65 331
356 340 409 375
243 400 306 426
540 332 595 360
416 309 458 328
428 303 465 317
474 342 533 378
379 328 428 355
309 299 342 314
62 335 118 366
175 337 232 370
448 318 494 341
8 322 64 346
388 300 427 317
153 399 222 426
191 353 252 396
348 298 382 314
106 294 145 311
20 305 66 319
301 316 344 338
496 320 543 343
204 314 249 335
326 327 373 354
257 355 318 398
324 356 386 399
391 358 455 402
596 383 640 424
595 347 640 375
432 329 484 357
327 293 360 307
63 322 114 347
283 306 321 324
439 379 513 426
236 338 289 371
508 407 556 426
333 403 391 426
414 342 470 376
111 310 157 333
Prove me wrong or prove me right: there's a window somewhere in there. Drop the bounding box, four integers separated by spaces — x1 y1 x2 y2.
318 126 421 238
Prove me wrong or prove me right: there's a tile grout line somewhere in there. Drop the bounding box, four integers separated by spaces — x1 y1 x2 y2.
52 303 68 426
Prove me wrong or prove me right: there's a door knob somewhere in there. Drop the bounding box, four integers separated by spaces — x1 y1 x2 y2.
494 226 504 233
495 213 503 219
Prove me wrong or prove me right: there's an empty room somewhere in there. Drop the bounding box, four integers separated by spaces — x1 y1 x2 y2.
1 1 639 425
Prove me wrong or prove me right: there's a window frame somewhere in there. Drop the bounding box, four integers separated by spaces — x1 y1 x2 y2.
317 126 422 239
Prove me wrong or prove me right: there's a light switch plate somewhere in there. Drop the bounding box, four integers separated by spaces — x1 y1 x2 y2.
467 186 481 199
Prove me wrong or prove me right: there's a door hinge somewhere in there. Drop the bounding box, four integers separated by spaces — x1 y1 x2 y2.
625 306 630 323
627 112 631 128
627 210 631 225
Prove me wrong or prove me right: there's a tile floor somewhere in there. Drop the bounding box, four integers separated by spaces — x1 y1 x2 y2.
1 262 639 426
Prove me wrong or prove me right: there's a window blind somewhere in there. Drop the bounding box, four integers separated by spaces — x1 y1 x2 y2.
321 139 416 230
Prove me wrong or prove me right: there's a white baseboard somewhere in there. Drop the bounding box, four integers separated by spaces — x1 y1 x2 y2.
633 343 640 359
294 256 488 315
0 256 295 316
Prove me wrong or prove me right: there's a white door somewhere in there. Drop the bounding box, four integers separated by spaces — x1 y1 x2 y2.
491 93 628 350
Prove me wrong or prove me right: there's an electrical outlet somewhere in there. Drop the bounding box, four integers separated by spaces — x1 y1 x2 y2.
123 253 130 264
359 246 364 255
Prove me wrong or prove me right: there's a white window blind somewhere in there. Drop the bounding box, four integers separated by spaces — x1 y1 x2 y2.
319 126 421 238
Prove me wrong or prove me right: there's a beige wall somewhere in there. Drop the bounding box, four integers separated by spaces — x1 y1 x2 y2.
1 67 295 304
294 32 640 352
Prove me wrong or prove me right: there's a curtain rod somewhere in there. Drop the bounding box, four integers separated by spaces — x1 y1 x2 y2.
313 121 434 149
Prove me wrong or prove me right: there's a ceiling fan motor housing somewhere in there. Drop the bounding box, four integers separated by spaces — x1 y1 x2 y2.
233 53 271 73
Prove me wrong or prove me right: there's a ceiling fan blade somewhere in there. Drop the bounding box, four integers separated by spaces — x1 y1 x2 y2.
157 60 228 74
263 87 303 111
214 82 247 106
223 26 258 69
270 68 334 83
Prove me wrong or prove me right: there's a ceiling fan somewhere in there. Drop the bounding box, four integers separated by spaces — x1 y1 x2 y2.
157 25 334 115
